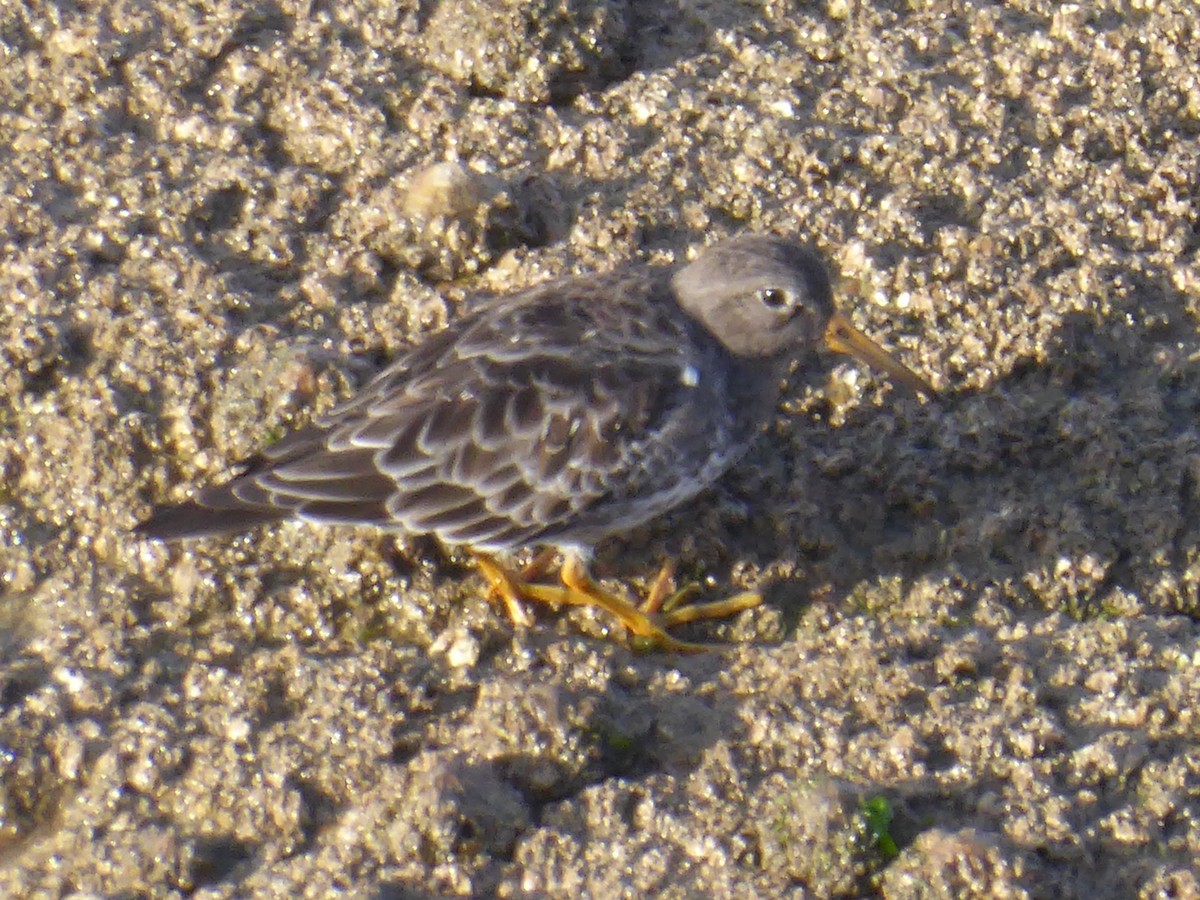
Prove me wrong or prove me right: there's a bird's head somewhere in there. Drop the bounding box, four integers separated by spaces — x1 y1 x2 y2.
673 234 934 396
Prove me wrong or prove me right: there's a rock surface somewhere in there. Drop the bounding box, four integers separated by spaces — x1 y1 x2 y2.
1 0 1199 896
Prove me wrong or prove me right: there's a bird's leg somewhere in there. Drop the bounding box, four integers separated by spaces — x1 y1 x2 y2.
474 552 762 651
518 546 558 583
474 553 570 628
558 555 763 653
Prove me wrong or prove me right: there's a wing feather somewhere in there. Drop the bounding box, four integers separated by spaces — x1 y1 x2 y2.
137 266 718 548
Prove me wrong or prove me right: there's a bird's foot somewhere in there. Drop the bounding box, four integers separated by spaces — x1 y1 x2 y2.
475 553 761 652
571 556 761 653
638 558 764 636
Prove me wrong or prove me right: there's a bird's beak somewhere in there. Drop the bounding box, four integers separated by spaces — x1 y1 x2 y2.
823 312 936 398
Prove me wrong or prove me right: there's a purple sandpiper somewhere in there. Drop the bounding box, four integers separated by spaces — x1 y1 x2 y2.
137 234 934 651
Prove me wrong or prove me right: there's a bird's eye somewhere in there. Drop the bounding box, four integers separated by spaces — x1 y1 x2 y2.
758 287 791 310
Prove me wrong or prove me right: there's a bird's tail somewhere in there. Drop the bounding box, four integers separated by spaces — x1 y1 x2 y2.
134 425 332 541
134 499 290 541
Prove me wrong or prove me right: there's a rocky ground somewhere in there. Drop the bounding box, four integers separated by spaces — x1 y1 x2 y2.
1 0 1198 896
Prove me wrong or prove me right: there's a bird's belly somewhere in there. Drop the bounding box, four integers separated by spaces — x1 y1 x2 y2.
536 438 752 550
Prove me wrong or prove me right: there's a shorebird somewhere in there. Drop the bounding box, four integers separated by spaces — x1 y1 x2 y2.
137 234 934 651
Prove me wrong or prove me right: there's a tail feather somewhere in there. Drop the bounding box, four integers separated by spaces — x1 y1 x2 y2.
135 435 323 541
134 501 289 541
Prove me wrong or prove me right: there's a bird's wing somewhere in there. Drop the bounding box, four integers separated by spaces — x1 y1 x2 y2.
139 271 704 547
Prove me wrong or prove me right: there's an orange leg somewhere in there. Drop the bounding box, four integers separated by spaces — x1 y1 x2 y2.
559 555 762 653
475 552 762 652
475 553 569 628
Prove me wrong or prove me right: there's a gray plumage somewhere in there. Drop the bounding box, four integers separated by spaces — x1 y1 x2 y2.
137 235 880 550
